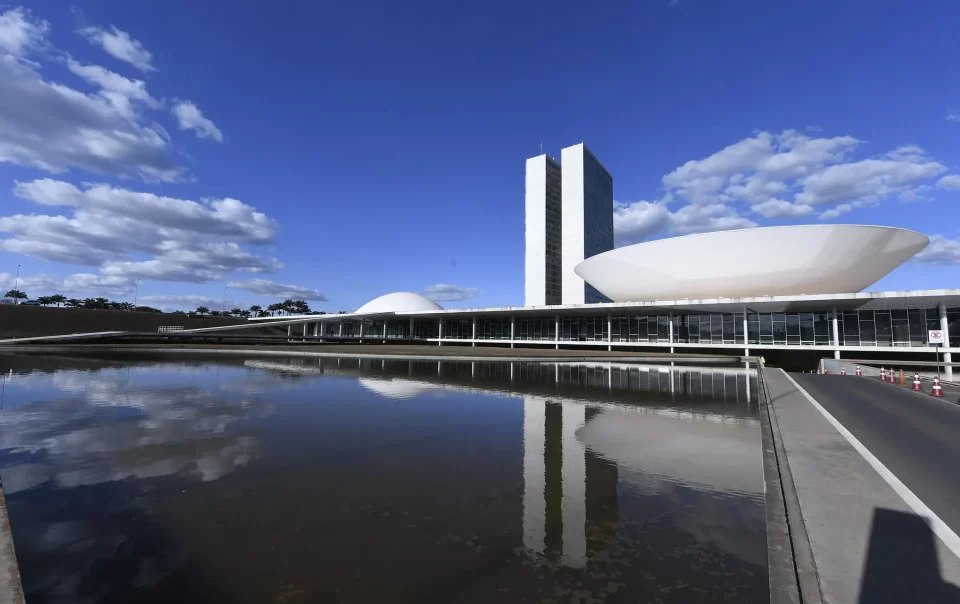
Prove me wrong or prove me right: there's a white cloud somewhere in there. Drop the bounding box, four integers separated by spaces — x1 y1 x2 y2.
79 24 155 72
795 157 945 206
422 283 479 302
2 178 280 283
65 57 160 119
228 279 327 301
0 271 132 298
947 114 960 123
0 7 48 57
915 235 960 265
750 199 814 218
614 200 756 245
0 10 180 182
171 100 222 142
818 203 853 220
936 175 960 190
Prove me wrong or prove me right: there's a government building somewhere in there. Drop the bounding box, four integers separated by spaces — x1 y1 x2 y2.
231 144 958 376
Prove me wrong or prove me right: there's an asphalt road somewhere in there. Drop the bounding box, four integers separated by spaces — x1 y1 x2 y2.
792 373 960 536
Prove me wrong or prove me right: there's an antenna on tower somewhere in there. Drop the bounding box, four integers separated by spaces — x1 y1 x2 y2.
540 142 543 155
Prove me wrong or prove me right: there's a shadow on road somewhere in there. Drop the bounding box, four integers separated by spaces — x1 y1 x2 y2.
858 508 960 603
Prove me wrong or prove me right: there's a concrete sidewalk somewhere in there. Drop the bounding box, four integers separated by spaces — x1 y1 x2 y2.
765 368 960 603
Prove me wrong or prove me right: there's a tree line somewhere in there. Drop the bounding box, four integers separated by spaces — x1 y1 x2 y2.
3 289 339 317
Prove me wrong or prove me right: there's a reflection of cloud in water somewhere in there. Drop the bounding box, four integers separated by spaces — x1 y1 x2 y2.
0 369 263 493
358 377 438 399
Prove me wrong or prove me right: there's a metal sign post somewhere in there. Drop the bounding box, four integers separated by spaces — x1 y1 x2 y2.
929 330 945 380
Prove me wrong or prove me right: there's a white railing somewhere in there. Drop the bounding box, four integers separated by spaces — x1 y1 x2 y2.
157 326 185 333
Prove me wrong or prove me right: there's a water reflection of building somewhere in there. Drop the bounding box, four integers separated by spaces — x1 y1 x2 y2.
523 399 618 567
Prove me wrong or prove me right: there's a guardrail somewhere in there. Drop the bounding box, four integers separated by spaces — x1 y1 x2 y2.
157 326 185 333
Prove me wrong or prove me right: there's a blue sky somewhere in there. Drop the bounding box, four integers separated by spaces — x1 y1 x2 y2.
1 1 959 312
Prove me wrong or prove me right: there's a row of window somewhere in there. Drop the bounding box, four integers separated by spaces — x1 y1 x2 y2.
316 307 960 347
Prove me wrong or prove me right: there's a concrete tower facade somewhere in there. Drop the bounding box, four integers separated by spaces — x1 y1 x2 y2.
524 154 563 306
561 143 613 305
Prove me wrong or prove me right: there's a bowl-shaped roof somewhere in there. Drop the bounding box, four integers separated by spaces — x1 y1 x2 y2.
574 225 928 302
355 292 443 314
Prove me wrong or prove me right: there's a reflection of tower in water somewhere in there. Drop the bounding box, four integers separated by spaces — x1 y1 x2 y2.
523 397 618 568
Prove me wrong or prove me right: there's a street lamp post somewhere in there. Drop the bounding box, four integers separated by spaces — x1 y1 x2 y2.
221 285 228 313
13 264 19 305
133 279 141 311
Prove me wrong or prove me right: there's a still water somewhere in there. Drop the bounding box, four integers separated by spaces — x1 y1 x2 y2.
0 354 767 603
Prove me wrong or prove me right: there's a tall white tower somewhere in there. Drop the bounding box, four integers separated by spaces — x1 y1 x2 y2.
525 154 563 306
561 143 613 305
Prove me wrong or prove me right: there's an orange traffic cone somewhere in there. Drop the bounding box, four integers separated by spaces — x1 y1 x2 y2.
899 370 906 386
932 377 944 397
912 374 923 391
856 365 862 376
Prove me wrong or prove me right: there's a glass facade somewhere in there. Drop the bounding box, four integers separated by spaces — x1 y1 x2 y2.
544 158 562 305
582 148 613 305
318 306 958 348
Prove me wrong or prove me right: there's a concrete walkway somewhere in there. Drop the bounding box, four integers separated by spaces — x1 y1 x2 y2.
765 368 960 603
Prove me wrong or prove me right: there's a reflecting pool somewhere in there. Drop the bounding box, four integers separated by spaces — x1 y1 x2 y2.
0 354 767 603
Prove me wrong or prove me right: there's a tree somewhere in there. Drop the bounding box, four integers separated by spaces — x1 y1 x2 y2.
257 310 270 318
239 309 251 318
210 310 223 317
195 306 210 316
65 298 82 308
108 301 124 311
249 304 262 315
37 296 53 306
294 300 310 314
229 308 243 317
171 310 186 315
92 297 109 309
4 289 27 301
49 294 66 307
267 303 282 316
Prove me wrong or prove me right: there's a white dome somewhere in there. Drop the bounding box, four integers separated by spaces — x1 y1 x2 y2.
355 292 443 314
575 225 928 302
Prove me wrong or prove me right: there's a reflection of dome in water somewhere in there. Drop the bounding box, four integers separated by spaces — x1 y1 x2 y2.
355 292 443 314
358 377 435 399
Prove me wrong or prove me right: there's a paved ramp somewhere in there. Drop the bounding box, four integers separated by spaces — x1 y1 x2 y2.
766 369 960 603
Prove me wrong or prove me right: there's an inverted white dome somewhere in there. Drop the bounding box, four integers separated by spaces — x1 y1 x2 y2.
358 377 436 399
355 292 443 314
575 225 928 302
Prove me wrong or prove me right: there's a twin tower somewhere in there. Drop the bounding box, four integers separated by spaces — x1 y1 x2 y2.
524 143 614 306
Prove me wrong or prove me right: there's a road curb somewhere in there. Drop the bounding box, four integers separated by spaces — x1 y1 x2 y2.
759 367 823 604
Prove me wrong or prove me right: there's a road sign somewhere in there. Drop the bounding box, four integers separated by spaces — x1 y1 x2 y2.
929 330 945 345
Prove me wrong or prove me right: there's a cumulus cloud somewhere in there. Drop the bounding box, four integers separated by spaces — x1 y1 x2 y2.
2 178 280 283
228 279 327 301
0 9 180 181
915 235 960 265
0 271 133 297
78 24 155 72
947 114 960 123
749 199 814 218
171 100 222 142
615 129 951 244
936 175 960 190
818 204 853 220
613 200 756 245
0 6 48 56
422 284 479 302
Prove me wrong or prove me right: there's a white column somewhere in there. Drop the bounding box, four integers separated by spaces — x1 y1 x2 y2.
287 325 292 337
438 319 443 346
555 315 560 350
561 402 587 569
472 316 477 347
338 321 343 338
522 397 546 555
607 314 612 352
511 316 516 349
668 313 674 344
313 322 319 338
940 302 953 380
382 320 387 342
832 307 841 359
745 361 752 404
359 320 364 340
302 323 308 342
